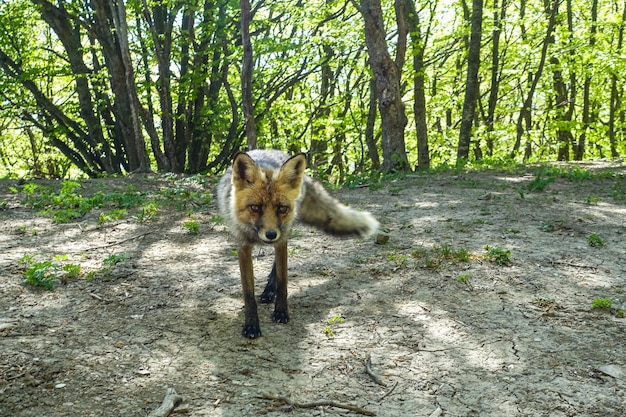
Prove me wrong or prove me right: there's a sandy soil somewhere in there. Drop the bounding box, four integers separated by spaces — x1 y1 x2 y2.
1 162 625 417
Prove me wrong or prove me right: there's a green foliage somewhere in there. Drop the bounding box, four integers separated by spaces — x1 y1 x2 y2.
103 253 128 268
23 260 58 290
457 273 473 291
411 243 472 270
20 181 146 223
184 220 200 234
18 254 81 290
526 174 555 192
591 298 613 310
484 245 512 266
587 234 605 247
136 201 159 222
1 0 626 177
323 314 345 338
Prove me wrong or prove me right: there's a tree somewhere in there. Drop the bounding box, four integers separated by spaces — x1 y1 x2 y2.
456 0 483 164
358 0 410 172
510 0 559 159
240 0 257 150
406 0 433 170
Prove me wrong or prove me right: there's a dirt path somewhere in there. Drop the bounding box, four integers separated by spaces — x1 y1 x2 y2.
1 163 625 416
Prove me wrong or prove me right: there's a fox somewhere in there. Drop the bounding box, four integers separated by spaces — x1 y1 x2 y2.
217 149 379 338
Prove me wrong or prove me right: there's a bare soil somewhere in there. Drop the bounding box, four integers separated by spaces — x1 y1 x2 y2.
1 162 625 417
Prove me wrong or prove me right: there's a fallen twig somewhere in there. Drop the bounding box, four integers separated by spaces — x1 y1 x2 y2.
364 354 387 386
147 387 183 417
549 260 600 270
85 232 153 251
261 392 376 416
377 381 398 401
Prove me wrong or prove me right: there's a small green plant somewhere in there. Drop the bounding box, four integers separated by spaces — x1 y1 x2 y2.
98 208 128 225
591 298 613 310
585 196 599 205
386 251 408 268
62 263 82 279
457 273 473 291
323 326 336 338
587 233 604 247
19 254 84 290
136 202 159 222
526 174 554 192
484 245 512 266
323 314 345 338
23 260 59 290
327 314 345 325
184 220 200 234
103 253 128 268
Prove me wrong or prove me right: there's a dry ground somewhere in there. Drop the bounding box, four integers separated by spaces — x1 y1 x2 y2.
1 162 625 417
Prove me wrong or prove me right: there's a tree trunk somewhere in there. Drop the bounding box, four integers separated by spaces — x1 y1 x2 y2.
609 1 626 159
108 0 151 172
510 0 558 159
139 0 181 172
359 0 409 172
405 0 431 170
32 0 116 174
457 0 483 164
364 78 381 170
485 0 506 157
240 0 257 150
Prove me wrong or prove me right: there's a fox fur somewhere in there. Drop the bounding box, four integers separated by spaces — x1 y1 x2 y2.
217 149 379 338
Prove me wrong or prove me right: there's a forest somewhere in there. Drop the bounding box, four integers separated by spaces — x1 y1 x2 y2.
0 0 623 180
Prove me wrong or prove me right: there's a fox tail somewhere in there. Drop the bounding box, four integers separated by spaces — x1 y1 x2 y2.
297 178 379 238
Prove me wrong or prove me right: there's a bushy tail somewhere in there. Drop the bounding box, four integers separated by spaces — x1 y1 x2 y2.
297 178 379 238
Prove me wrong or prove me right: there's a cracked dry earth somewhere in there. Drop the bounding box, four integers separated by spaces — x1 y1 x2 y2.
1 162 625 417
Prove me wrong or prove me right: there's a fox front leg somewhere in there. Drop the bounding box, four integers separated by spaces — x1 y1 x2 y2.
260 262 277 303
238 244 261 338
272 241 289 323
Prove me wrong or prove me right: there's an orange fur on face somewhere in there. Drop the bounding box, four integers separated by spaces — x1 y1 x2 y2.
231 153 306 243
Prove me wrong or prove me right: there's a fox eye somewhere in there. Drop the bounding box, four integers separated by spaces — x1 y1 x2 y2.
277 205 289 214
249 204 262 213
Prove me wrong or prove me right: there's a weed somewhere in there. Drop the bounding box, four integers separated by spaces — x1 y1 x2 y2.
323 314 345 338
323 327 336 338
136 202 159 222
587 234 604 247
526 175 554 192
484 245 512 266
19 254 85 290
98 208 128 225
184 220 200 234
457 273 473 291
591 298 613 310
585 196 599 205
20 180 146 223
103 253 128 268
327 314 345 325
62 263 82 279
386 252 408 268
210 214 224 224
23 260 58 290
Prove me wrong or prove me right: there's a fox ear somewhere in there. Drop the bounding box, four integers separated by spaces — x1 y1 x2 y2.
277 153 306 191
232 152 260 188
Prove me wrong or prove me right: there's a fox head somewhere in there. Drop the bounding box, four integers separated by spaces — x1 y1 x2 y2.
231 152 306 244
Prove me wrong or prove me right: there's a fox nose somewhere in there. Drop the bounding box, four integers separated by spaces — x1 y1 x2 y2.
265 230 278 241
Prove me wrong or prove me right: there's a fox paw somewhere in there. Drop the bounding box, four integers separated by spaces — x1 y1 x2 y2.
272 310 289 323
242 324 262 339
259 288 275 303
